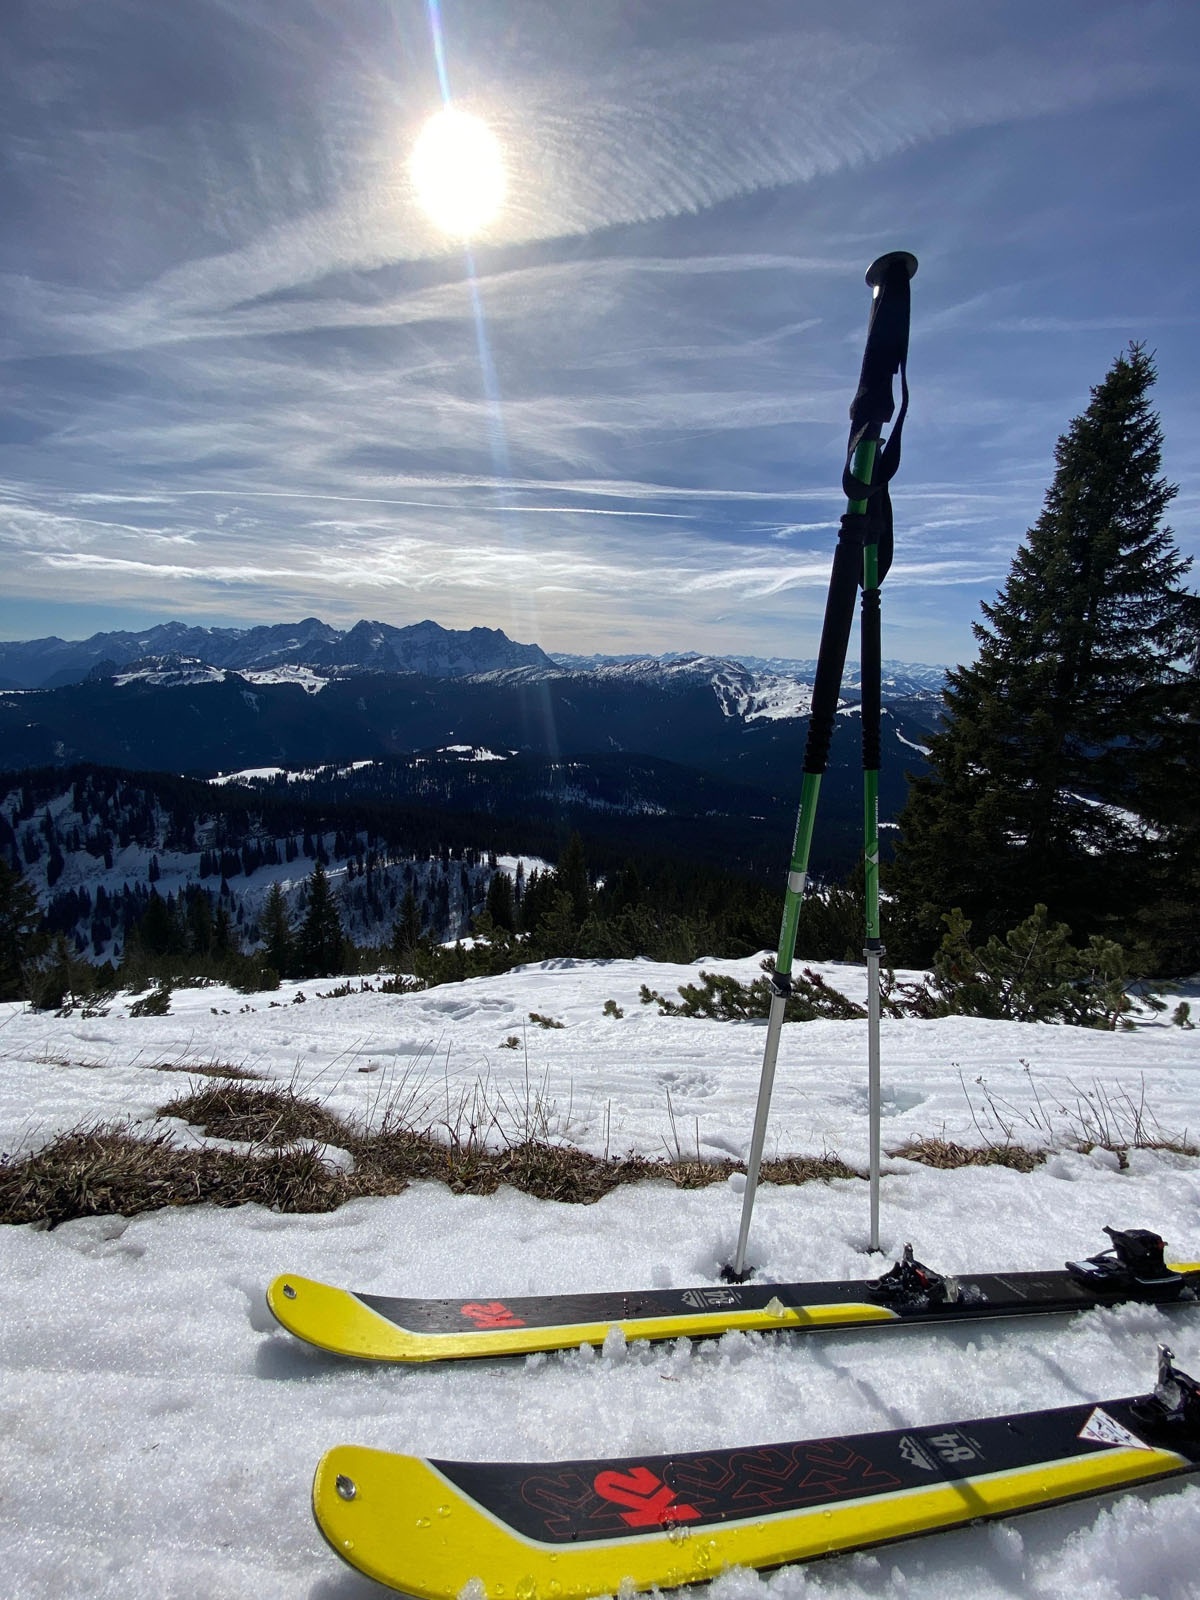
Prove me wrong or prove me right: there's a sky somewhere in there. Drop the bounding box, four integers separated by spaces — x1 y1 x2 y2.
1 0 1198 667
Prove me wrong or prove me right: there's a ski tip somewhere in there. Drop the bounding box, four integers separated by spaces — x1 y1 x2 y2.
266 1273 416 1361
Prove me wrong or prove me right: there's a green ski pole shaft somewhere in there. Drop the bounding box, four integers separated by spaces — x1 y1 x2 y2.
861 536 884 1251
729 436 877 1281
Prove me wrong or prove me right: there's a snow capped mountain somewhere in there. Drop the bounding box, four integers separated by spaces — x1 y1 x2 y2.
553 650 946 696
0 618 947 792
0 619 947 730
544 649 943 718
0 617 555 689
105 654 228 689
735 655 948 697
567 656 816 721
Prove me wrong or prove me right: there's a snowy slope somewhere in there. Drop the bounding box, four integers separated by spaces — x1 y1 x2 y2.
2 954 1200 1599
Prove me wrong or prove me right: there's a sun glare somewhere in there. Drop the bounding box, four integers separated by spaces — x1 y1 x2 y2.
411 108 506 238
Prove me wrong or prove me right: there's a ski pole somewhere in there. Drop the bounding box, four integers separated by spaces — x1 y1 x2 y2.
861 498 884 1252
729 253 915 1281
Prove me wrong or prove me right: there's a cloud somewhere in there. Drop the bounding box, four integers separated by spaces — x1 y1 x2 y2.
3 4 1160 346
1 0 1195 668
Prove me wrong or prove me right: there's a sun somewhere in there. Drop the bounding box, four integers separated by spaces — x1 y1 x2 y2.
410 108 506 239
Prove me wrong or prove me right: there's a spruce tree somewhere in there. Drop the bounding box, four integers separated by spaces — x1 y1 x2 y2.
260 882 294 977
892 344 1198 962
0 858 41 1001
295 862 346 978
483 870 516 932
556 833 591 926
389 887 423 971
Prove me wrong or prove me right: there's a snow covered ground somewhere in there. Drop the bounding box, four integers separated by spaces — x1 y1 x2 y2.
2 953 1200 1599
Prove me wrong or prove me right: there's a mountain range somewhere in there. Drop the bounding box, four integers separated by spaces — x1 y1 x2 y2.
0 617 945 882
0 616 947 697
0 617 558 690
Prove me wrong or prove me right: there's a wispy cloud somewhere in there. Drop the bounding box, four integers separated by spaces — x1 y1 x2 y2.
0 1 1196 662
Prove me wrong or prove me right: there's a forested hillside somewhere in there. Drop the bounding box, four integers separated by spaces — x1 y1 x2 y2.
0 762 869 1006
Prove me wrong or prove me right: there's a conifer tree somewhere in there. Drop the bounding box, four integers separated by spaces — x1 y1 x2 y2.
518 868 558 937
483 869 516 932
260 882 294 977
389 887 423 971
556 833 591 926
186 889 214 958
892 345 1199 962
213 899 236 960
295 862 346 978
0 858 41 1001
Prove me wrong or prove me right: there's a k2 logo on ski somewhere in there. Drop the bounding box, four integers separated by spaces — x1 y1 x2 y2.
459 1301 526 1328
593 1467 701 1528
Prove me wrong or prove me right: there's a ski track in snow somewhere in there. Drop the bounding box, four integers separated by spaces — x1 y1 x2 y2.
2 953 1200 1599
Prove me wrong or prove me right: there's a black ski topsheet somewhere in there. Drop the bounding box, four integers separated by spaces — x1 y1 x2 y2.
268 1241 1200 1362
435 1389 1199 1546
355 1263 1198 1333
313 1358 1200 1597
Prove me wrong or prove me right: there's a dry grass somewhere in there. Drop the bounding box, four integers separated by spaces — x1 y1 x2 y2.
893 1135 1044 1173
660 1158 731 1190
0 1074 875 1226
17 1065 1192 1228
760 1153 862 1183
0 1124 346 1228
346 1128 653 1203
149 1061 264 1082
160 1081 353 1148
961 1064 1198 1163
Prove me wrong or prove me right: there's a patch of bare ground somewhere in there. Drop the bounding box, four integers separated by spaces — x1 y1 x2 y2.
0 1076 871 1224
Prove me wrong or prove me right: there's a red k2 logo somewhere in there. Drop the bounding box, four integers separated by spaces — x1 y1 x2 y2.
459 1301 526 1328
593 1467 701 1528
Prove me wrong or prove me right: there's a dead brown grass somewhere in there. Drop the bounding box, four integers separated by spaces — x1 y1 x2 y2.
160 1081 353 1148
893 1136 1044 1173
346 1129 653 1203
0 1124 346 1228
149 1061 264 1081
761 1153 862 1183
1 1081 1077 1229
659 1158 731 1190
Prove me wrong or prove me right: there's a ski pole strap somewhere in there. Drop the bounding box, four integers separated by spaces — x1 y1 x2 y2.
853 479 894 585
843 376 908 501
802 509 868 776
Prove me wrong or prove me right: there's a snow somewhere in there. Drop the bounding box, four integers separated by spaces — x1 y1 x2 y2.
209 759 379 785
2 954 1200 1598
495 852 553 881
722 673 816 724
241 666 331 695
112 661 226 687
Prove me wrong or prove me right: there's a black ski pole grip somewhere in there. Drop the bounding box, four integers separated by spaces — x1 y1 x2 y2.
845 252 917 500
